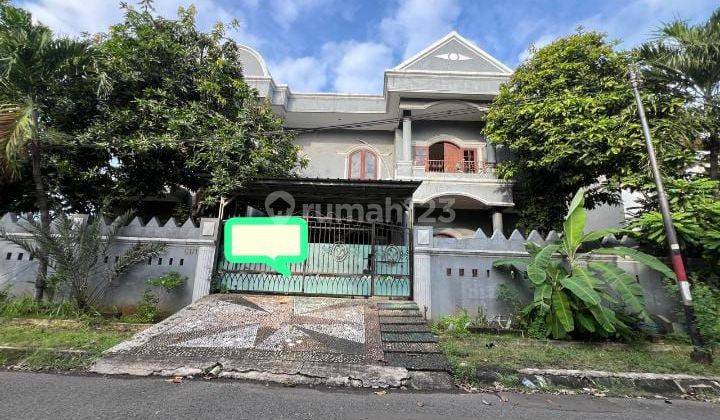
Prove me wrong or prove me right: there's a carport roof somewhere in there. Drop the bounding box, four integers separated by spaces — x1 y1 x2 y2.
232 178 422 205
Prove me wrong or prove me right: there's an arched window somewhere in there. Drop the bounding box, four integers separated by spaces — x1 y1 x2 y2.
347 149 378 180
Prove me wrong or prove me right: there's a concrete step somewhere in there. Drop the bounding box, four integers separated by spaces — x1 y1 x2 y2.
381 332 438 343
380 324 430 333
383 342 442 353
378 309 422 317
385 352 451 372
377 302 419 311
378 316 426 325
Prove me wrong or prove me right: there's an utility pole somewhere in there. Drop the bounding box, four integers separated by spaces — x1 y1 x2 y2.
629 69 712 364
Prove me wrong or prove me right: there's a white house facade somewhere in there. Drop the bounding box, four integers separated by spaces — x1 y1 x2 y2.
236 32 531 238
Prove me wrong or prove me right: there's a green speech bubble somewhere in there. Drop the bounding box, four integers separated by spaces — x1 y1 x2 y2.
224 217 308 277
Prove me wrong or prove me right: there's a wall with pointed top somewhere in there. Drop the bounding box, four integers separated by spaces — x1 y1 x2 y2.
414 226 678 331
0 213 219 314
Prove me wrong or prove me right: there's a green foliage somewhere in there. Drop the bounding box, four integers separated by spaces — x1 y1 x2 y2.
496 283 522 313
147 271 186 292
0 212 166 311
639 8 720 179
628 178 720 284
122 290 160 324
0 2 107 213
485 31 695 231
433 310 473 336
666 280 720 348
82 4 305 214
494 188 673 340
0 296 86 319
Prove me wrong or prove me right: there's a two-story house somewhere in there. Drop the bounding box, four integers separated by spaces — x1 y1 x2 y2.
216 32 623 297
237 32 518 238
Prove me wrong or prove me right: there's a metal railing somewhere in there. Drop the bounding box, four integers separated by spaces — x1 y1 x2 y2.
419 159 496 175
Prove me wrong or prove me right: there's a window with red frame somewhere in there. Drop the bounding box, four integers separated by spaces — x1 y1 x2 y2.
348 149 378 180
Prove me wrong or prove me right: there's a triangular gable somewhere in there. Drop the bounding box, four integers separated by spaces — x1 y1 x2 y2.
393 32 512 74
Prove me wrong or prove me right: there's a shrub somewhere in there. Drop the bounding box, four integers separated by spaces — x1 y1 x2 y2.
122 290 159 324
147 271 186 292
666 280 720 348
494 188 677 340
433 309 484 336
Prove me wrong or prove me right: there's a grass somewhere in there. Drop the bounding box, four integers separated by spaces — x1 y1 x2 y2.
0 321 133 371
439 331 720 384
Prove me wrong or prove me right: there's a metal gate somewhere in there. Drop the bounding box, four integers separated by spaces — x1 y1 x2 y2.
214 217 412 298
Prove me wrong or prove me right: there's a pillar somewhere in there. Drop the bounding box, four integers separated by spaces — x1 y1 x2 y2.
402 110 412 162
191 218 220 302
492 211 504 233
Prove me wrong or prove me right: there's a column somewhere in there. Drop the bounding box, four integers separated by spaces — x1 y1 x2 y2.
396 110 413 177
492 211 504 234
402 110 412 161
191 218 220 301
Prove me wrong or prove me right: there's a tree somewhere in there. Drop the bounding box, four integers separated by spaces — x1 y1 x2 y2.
82 3 304 217
0 212 165 311
640 8 720 179
629 177 720 285
0 2 96 299
485 31 695 231
494 188 676 340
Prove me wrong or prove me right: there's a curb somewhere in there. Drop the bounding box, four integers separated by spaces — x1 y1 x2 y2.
475 366 720 397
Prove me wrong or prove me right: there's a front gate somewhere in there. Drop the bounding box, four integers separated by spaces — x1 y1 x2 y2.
214 217 412 298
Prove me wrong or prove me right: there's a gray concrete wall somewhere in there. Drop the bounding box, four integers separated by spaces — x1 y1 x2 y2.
295 129 395 179
0 213 219 314
413 226 677 326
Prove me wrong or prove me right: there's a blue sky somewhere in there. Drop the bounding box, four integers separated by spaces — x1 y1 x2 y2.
17 0 718 93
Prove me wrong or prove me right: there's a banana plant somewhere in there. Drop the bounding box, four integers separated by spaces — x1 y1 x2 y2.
494 188 676 339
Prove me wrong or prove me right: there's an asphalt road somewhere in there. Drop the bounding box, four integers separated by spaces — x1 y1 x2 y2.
0 371 717 419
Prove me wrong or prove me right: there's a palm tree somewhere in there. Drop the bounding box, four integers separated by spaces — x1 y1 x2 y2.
0 3 92 299
640 9 720 179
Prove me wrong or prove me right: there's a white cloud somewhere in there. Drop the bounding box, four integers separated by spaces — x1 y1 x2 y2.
379 0 460 59
269 0 330 29
19 0 122 37
578 0 716 47
270 56 328 91
330 41 394 93
18 0 262 45
513 0 718 65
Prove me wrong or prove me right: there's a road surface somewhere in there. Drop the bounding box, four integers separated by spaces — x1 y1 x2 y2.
0 371 716 419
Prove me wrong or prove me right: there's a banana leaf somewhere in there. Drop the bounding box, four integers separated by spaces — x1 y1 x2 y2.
559 275 601 306
552 289 574 332
589 262 649 321
591 246 676 280
588 304 616 333
576 311 597 333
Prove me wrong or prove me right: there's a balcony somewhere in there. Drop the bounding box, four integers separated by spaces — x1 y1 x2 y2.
413 158 497 179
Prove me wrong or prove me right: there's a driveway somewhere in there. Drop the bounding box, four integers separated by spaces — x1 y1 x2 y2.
91 294 452 389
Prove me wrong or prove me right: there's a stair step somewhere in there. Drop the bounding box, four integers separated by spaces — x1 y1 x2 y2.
383 342 441 353
381 332 438 343
380 324 430 333
379 316 426 325
385 352 451 371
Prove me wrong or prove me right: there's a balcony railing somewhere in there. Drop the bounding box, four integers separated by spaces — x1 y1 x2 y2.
418 159 496 175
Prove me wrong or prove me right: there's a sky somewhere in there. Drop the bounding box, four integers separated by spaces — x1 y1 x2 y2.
16 0 719 94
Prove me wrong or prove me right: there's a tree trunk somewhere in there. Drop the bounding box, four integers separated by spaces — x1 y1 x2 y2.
30 111 50 301
708 132 719 181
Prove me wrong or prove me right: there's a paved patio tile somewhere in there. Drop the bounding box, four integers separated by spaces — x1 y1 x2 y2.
91 294 451 389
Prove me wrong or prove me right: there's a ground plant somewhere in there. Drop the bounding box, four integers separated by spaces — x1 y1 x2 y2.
0 212 165 311
494 188 677 340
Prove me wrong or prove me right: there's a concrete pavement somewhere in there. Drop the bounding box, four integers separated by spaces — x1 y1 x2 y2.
91 295 452 389
1 371 717 419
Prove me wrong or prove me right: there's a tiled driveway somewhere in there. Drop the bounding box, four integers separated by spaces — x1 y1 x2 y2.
91 294 452 389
